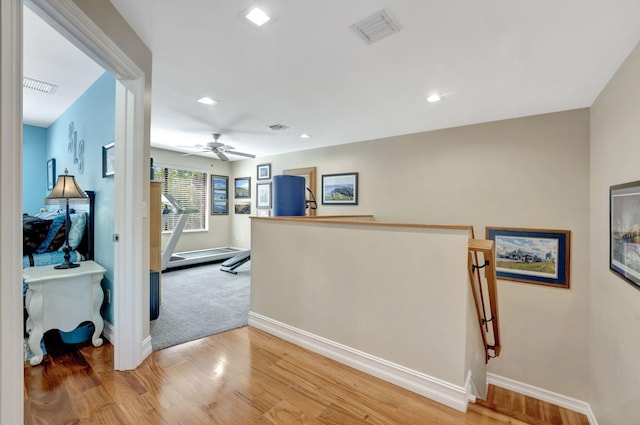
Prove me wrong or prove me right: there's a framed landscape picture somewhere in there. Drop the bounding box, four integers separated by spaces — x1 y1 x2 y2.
211 175 228 215
234 177 251 199
610 180 640 289
485 227 571 288
234 201 251 214
321 172 358 205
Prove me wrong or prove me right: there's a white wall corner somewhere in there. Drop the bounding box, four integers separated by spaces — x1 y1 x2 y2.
465 370 478 404
486 373 598 425
249 312 470 413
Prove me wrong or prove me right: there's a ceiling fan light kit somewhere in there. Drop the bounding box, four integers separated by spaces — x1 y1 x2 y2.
182 133 255 161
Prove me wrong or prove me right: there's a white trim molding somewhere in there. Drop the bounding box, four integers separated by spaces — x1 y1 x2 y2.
487 373 598 425
1 1 25 423
249 312 472 413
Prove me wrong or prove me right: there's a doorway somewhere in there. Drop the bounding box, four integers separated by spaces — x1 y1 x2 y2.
1 0 148 422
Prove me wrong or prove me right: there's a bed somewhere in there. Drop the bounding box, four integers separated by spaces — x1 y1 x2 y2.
22 191 96 340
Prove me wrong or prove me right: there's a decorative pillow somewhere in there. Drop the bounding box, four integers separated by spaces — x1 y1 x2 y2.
23 215 52 255
35 213 66 254
65 212 87 250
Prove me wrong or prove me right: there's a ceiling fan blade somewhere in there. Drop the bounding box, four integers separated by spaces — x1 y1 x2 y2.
226 150 256 159
216 151 229 161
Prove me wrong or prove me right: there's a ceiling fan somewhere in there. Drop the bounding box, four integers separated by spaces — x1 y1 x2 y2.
182 133 256 161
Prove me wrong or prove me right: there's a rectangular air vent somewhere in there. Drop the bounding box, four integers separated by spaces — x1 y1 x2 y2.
23 77 58 94
268 124 289 131
351 9 401 44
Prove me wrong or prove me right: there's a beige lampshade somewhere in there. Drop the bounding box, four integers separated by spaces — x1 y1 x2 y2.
45 169 89 205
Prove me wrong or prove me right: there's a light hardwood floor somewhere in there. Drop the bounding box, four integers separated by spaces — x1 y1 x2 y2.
24 326 587 424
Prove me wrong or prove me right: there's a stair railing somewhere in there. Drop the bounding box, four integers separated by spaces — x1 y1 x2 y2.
468 239 501 362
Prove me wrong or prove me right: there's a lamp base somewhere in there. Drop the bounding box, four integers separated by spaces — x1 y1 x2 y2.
54 261 80 269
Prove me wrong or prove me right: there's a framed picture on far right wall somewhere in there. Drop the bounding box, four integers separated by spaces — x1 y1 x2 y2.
610 180 640 290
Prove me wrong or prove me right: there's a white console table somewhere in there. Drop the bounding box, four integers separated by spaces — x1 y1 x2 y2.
24 260 106 366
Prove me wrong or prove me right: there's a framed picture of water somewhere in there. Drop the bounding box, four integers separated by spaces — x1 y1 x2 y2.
486 227 571 288
321 172 358 205
610 180 640 290
211 175 228 215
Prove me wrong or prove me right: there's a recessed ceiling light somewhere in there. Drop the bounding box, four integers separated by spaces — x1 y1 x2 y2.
246 8 270 26
300 133 311 139
197 97 218 105
426 94 441 103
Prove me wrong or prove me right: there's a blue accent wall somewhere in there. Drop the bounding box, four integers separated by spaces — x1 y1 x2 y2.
46 71 117 323
22 125 48 214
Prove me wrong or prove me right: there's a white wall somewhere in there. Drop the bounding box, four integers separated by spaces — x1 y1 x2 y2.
237 109 591 399
151 147 233 252
251 218 478 409
589 41 640 425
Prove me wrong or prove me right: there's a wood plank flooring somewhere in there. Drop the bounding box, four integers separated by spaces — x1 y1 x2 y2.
471 385 590 425
25 326 587 424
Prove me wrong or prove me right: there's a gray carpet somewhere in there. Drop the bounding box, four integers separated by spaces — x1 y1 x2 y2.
150 261 250 351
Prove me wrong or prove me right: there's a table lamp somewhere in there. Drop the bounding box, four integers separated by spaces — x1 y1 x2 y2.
45 168 88 269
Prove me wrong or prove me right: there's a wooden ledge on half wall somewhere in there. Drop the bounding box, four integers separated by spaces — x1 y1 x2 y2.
250 214 474 233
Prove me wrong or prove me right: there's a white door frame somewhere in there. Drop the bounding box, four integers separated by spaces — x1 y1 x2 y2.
1 0 147 422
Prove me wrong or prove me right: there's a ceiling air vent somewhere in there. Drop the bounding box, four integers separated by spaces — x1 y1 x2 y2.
23 76 58 94
268 124 289 131
351 9 401 44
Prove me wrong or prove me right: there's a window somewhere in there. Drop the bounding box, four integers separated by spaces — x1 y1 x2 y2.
154 166 207 231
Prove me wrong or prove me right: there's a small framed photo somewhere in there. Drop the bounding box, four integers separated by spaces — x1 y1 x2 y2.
102 142 115 177
234 177 251 199
610 180 640 289
234 201 251 214
322 172 358 205
256 182 272 209
257 163 271 180
256 209 271 217
211 175 228 215
46 158 56 190
486 227 571 288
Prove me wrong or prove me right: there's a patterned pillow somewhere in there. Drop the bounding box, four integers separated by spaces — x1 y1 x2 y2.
35 213 66 253
65 212 87 250
23 215 52 255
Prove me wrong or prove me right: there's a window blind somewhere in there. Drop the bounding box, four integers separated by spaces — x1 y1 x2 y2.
154 166 207 231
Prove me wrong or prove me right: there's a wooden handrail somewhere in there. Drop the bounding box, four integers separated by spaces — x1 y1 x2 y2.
468 239 501 361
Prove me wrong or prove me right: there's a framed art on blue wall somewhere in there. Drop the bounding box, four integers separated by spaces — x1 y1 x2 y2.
46 158 56 190
610 180 640 290
102 142 115 177
485 227 571 288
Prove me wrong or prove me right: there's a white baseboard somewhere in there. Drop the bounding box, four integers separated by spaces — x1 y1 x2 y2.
486 373 598 425
248 312 472 413
102 320 114 344
141 335 153 360
102 320 153 362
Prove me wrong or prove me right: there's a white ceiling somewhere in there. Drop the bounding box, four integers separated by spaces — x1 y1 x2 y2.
23 7 104 128
25 1 640 160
